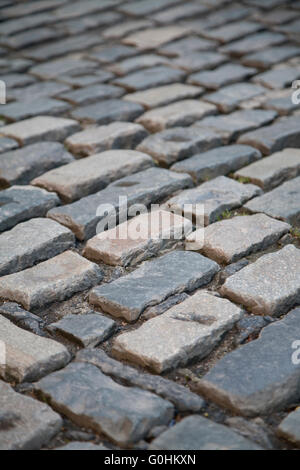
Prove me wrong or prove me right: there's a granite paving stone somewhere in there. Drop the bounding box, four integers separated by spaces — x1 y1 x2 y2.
0 315 70 383
171 145 262 183
55 0 121 19
220 32 286 56
242 45 300 69
0 137 18 154
102 19 154 40
0 381 62 450
113 66 186 92
30 58 98 80
0 73 36 88
47 167 193 240
0 185 59 232
0 0 68 18
0 27 64 50
55 11 122 36
201 20 263 43
234 148 300 190
150 2 209 23
0 142 74 188
188 64 257 90
32 150 153 203
204 83 267 113
108 54 172 76
113 291 242 373
8 81 71 102
0 250 103 310
118 0 180 17
89 251 219 322
0 302 45 337
88 45 137 64
123 26 190 50
58 84 124 106
35 362 174 446
277 407 300 447
71 99 144 125
253 67 300 90
0 13 57 36
195 307 300 416
158 36 217 57
174 51 227 73
221 245 300 317
0 98 71 122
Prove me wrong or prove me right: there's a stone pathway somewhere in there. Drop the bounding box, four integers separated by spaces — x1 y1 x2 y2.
0 0 299 451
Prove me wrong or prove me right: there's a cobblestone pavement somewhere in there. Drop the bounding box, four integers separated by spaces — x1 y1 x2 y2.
0 0 300 451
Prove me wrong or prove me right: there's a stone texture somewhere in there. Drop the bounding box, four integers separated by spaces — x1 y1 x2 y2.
0 73 36 88
205 83 266 113
109 53 171 76
195 307 300 417
83 210 192 267
220 32 286 56
0 142 74 188
143 293 189 320
221 245 300 317
124 83 203 109
150 415 262 450
8 81 71 102
65 122 148 157
102 19 154 39
234 148 300 190
242 45 300 69
0 381 62 450
113 66 186 92
47 168 193 241
188 214 290 264
0 315 70 383
136 100 217 132
0 251 103 311
166 176 261 225
253 67 300 90
123 26 190 50
0 218 75 276
76 348 205 413
32 150 153 203
202 20 262 43
245 176 300 225
174 51 227 73
189 64 257 90
0 99 70 122
58 84 123 106
30 58 98 80
150 2 208 23
0 137 18 154
71 99 144 125
35 362 174 446
0 185 59 232
0 302 45 337
90 251 219 322
238 117 300 155
158 36 217 57
47 313 116 347
113 291 243 373
89 45 137 64
0 116 80 145
277 408 300 447
137 127 222 166
171 145 262 183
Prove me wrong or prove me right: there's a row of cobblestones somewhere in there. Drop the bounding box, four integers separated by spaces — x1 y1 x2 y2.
0 0 300 451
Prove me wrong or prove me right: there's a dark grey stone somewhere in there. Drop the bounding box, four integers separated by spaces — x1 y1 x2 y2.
189 63 257 89
0 73 36 88
89 45 137 64
226 417 276 450
58 84 124 106
71 99 144 125
113 66 186 92
0 98 71 122
242 45 300 69
0 302 45 336
119 0 180 16
205 83 266 112
143 292 189 320
0 27 63 50
235 315 272 345
8 81 71 102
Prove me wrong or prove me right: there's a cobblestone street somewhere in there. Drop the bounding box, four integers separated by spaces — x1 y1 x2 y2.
0 0 300 451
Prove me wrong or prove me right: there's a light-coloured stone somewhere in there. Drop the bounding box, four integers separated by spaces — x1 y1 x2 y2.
0 316 70 383
0 251 103 311
277 408 300 447
84 210 193 267
123 26 190 50
113 291 243 373
32 150 153 203
221 245 300 316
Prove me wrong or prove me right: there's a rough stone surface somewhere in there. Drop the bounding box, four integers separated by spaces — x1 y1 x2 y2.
0 302 45 337
0 99 71 123
71 99 144 125
0 142 74 188
90 251 219 322
221 245 300 317
35 362 174 446
113 66 186 92
0 218 75 275
150 415 262 450
58 84 124 106
234 148 300 190
123 26 190 50
205 83 266 113
113 291 243 373
277 407 300 447
189 64 257 90
188 214 290 264
0 315 70 383
47 313 116 347
65 122 148 157
0 381 62 450
195 307 300 417
32 150 153 203
0 251 103 311
0 137 18 154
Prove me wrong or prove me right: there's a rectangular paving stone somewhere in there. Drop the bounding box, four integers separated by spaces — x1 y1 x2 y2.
220 32 286 56
56 11 122 36
119 0 180 16
242 45 300 69
193 109 277 142
174 51 227 73
150 415 262 450
58 84 124 106
47 312 116 347
55 0 120 19
88 45 137 64
123 25 190 50
0 381 62 450
158 36 217 57
0 302 45 337
263 94 298 116
234 148 300 190
102 19 154 39
0 315 70 383
277 406 300 447
32 150 153 203
0 27 63 50
150 2 209 23
113 291 242 373
0 116 80 145
35 362 174 446
0 142 74 188
195 307 300 416
0 13 57 36
109 53 171 76
47 167 193 240
221 245 300 317
0 72 36 88
71 99 144 125
238 116 300 155
65 122 148 157
205 83 267 113
253 67 300 90
166 176 262 225
201 20 263 43
0 185 59 232
0 137 18 154
0 0 68 18
171 145 262 183
137 127 222 166
113 66 186 92
8 81 71 102
0 251 103 311
76 348 205 412
83 210 192 267
30 58 98 80
244 176 300 225
0 99 71 123
188 64 257 90
57 71 114 87
89 251 219 322
124 83 203 109
190 214 290 264
136 100 217 133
